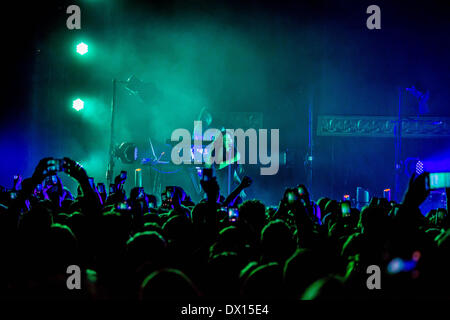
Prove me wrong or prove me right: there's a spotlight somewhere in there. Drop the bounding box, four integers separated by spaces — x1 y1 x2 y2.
72 98 84 111
76 42 88 55
123 75 155 103
125 75 144 94
405 158 424 176
114 142 138 164
416 160 424 175
383 188 391 201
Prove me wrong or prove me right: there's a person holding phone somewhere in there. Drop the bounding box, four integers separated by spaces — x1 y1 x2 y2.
114 171 127 189
10 157 101 214
228 207 239 222
13 174 22 191
97 183 107 203
104 171 128 206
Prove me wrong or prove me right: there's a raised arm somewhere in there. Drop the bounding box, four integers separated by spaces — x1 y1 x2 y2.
62 157 103 214
223 176 252 207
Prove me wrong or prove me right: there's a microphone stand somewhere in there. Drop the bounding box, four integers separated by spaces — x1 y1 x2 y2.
394 87 403 202
106 79 128 186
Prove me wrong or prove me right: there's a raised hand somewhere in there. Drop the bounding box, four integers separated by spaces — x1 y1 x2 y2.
63 157 88 183
31 157 53 185
13 174 22 191
403 172 430 209
239 176 253 189
63 157 103 209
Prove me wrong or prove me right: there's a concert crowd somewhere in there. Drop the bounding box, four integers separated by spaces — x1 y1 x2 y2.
0 157 449 300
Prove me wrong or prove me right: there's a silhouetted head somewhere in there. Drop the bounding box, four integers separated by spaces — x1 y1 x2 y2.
162 214 193 244
302 276 345 300
261 220 296 264
210 226 245 257
358 205 389 236
238 200 266 233
19 201 53 234
241 262 284 298
284 248 327 298
139 268 200 300
317 197 330 214
127 231 167 269
207 252 242 297
44 223 79 274
143 212 161 225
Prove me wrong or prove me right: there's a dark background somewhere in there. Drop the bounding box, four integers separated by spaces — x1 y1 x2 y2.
1 0 449 204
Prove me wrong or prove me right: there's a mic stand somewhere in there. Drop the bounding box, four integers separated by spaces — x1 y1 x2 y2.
394 87 403 202
106 79 128 186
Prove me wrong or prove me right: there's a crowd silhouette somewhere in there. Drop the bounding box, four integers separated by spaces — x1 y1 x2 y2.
0 157 449 300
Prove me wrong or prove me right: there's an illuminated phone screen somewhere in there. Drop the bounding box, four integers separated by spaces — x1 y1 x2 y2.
429 173 450 189
287 192 296 203
341 202 351 216
228 208 239 221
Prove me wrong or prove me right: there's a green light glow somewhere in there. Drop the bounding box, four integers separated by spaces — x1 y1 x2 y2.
76 42 88 55
73 98 84 111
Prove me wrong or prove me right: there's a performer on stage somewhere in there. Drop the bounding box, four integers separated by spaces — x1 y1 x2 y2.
207 128 246 199
191 107 246 199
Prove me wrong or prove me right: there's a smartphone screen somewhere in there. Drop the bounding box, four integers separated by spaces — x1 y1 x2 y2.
436 209 446 221
166 186 175 198
138 187 145 199
429 172 450 190
287 191 297 204
298 187 305 196
97 183 106 193
116 202 130 211
47 159 56 169
228 207 239 222
88 177 96 190
341 201 351 217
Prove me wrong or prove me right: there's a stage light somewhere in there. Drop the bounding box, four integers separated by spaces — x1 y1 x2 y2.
356 187 370 210
383 188 391 201
72 98 84 111
405 158 424 176
76 42 88 55
416 160 424 175
135 168 143 187
114 142 138 164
